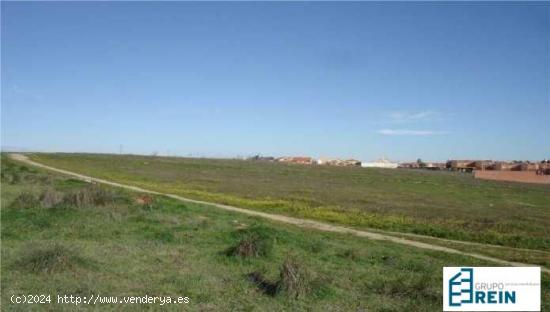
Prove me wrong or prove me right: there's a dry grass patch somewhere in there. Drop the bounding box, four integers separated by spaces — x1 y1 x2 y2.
278 255 311 299
247 255 312 299
226 226 274 258
62 185 118 208
13 242 90 273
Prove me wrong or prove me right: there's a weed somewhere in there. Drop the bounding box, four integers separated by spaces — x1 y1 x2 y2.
8 187 114 210
247 256 312 299
277 255 311 299
339 248 360 261
365 273 438 302
55 178 89 190
39 189 64 208
148 228 175 244
28 153 550 250
13 242 90 273
3 154 550 310
1 158 51 185
227 225 274 258
62 186 117 208
10 193 40 209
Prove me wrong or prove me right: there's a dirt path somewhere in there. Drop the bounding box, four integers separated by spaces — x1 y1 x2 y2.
10 153 548 273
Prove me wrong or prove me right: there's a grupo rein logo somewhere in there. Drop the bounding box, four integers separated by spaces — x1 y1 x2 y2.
443 267 540 311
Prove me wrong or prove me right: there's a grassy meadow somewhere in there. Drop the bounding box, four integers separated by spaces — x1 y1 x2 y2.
7 155 549 311
28 153 550 251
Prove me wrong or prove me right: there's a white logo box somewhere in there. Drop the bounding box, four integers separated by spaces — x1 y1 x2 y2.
443 267 540 311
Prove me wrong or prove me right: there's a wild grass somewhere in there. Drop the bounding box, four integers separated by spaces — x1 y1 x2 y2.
226 226 275 258
28 153 550 250
9 192 41 209
13 242 90 273
9 186 119 209
278 255 311 299
61 185 119 208
2 155 549 310
246 255 311 298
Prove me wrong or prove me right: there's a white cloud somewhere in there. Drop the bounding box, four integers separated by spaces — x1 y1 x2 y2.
377 129 448 136
388 110 437 123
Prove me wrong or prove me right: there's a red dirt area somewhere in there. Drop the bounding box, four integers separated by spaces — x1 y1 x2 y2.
474 170 550 184
135 195 154 205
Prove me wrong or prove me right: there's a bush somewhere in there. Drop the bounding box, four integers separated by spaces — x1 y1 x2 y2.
13 242 89 273
0 159 51 185
39 189 64 208
232 237 262 257
62 185 117 208
277 255 310 298
10 193 40 209
227 225 275 258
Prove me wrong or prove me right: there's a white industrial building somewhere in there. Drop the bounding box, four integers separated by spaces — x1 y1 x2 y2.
361 157 398 169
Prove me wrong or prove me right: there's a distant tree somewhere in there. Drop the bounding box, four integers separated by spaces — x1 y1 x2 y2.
417 158 426 168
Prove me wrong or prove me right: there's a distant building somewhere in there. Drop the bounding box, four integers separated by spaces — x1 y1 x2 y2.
277 156 313 165
361 158 398 169
424 162 446 170
317 157 361 167
488 162 535 171
398 162 421 169
519 162 539 171
446 160 476 171
540 162 550 175
472 160 494 170
488 162 515 171
316 157 336 165
248 155 275 161
344 159 362 167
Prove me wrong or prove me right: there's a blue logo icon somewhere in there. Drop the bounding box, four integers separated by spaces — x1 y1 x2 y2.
449 268 474 307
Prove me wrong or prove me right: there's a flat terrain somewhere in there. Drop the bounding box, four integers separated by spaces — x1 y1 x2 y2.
7 155 548 311
474 170 550 184
29 153 550 251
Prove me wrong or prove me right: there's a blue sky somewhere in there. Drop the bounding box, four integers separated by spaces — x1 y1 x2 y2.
2 2 549 161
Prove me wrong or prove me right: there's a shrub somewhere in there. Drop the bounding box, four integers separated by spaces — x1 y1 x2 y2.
13 242 88 273
232 237 262 257
10 193 40 209
10 172 21 184
39 189 64 208
0 159 50 185
277 255 310 299
8 186 118 210
62 185 117 208
247 255 312 298
227 225 274 258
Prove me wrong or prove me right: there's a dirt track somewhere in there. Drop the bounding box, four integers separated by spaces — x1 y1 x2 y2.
9 153 549 273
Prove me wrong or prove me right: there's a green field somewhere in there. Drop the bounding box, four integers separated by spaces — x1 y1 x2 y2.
28 153 550 251
7 155 549 311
